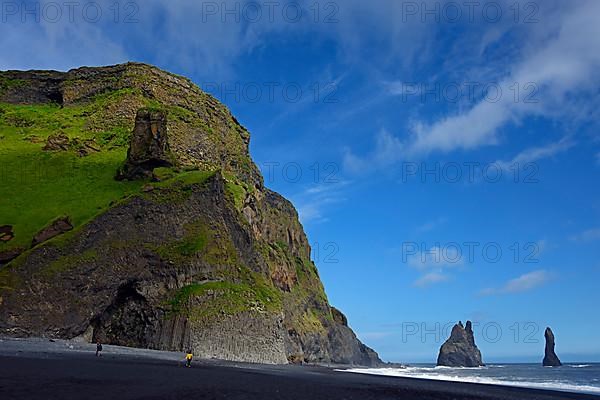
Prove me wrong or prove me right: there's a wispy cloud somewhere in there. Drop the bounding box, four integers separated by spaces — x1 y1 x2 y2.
413 272 449 288
0 0 435 80
495 137 576 170
293 181 350 225
479 270 552 296
343 128 403 174
343 1 600 172
408 246 463 270
416 217 447 233
570 228 600 243
0 11 128 71
408 1 600 155
407 245 462 288
536 240 548 255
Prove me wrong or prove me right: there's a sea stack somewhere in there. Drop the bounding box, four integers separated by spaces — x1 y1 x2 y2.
543 327 562 367
437 321 484 367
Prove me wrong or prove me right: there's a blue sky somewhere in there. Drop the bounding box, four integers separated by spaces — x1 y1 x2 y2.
2 0 600 363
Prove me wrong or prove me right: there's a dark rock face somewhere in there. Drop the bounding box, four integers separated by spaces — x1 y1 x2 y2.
31 217 73 247
326 317 381 366
117 109 173 180
0 247 25 265
332 307 348 326
543 327 562 367
0 173 381 365
0 70 64 105
437 321 483 367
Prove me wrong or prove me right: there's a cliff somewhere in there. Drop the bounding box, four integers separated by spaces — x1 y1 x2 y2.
0 63 381 366
437 321 483 367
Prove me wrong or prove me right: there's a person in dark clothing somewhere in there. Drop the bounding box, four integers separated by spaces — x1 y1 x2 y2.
96 341 103 357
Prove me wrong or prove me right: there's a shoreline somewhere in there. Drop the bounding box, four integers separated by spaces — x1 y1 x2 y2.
1 338 599 400
342 366 600 396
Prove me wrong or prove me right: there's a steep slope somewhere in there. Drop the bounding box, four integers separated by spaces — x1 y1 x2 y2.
0 63 381 366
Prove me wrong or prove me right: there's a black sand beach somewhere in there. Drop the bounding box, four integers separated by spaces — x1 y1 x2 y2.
0 349 598 400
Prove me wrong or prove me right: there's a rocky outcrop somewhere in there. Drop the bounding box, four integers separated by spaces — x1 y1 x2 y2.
0 218 72 265
325 307 381 365
0 226 14 242
437 321 483 367
31 217 73 247
543 327 562 367
42 133 99 156
0 247 24 265
43 132 70 151
0 63 382 367
71 138 101 157
117 109 173 180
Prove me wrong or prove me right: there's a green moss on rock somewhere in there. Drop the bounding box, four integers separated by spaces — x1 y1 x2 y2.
43 248 98 277
224 177 247 211
169 273 282 322
0 77 25 95
154 221 210 260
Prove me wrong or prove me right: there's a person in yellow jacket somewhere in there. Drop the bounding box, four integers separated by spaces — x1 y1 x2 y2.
185 350 193 368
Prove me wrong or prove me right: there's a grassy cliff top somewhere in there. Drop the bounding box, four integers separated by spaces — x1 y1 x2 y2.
0 63 260 253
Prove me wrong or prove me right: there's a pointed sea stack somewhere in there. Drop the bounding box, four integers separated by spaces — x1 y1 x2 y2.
437 321 484 367
543 327 562 367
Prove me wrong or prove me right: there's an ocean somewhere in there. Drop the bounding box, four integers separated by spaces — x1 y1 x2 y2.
342 364 600 395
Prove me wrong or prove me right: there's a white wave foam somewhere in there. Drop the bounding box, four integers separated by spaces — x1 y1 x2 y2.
339 368 600 395
570 364 591 368
398 365 486 372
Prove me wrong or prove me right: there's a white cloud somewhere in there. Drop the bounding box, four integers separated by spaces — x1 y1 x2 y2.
407 244 462 288
416 217 447 233
536 240 547 255
413 272 449 288
503 270 550 292
344 0 600 171
293 180 349 225
407 246 463 270
343 129 403 174
321 0 436 70
0 10 128 71
570 228 600 243
0 0 435 80
495 137 575 170
479 270 551 296
0 0 283 76
408 97 511 154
